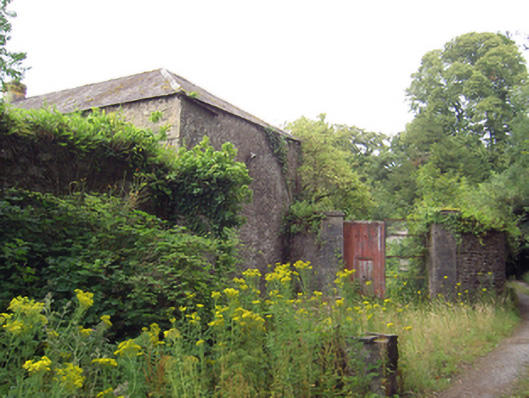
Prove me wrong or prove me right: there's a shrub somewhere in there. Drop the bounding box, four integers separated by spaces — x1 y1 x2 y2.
0 188 235 338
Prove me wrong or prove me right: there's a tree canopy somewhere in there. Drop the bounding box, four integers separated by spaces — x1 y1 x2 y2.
0 0 26 86
286 115 373 220
405 32 527 170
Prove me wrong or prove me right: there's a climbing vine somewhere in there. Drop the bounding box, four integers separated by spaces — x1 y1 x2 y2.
264 127 289 175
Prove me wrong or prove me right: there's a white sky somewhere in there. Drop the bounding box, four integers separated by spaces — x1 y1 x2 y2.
7 0 529 135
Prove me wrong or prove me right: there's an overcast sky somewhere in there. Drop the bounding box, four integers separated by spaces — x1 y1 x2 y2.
7 0 529 135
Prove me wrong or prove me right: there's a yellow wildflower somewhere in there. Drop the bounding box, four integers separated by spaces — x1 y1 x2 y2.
386 322 394 328
23 356 52 373
223 288 239 298
96 387 115 398
3 319 24 335
74 289 94 308
186 312 201 325
242 268 262 278
100 315 112 327
48 329 59 338
145 323 163 346
8 296 45 315
0 313 11 325
56 363 85 391
91 358 118 367
114 339 143 357
211 291 221 299
293 260 312 270
164 328 181 340
196 339 205 346
78 326 93 337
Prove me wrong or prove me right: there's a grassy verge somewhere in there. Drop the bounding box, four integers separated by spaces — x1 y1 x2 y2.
396 297 519 395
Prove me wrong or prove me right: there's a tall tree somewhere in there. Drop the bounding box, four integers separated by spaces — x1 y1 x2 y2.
286 115 373 219
0 0 25 86
406 32 527 164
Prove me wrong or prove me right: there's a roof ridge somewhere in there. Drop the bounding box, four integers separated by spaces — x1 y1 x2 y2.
13 68 296 140
159 68 181 93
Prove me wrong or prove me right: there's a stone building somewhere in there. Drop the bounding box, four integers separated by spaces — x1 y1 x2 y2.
13 69 301 270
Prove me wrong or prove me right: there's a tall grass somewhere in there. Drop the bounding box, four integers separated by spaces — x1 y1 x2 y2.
0 263 520 397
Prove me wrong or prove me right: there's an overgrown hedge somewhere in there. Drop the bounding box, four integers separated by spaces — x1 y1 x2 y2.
0 104 253 337
0 104 252 237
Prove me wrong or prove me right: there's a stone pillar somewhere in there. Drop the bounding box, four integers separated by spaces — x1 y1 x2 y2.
289 211 344 293
427 223 457 298
355 333 399 396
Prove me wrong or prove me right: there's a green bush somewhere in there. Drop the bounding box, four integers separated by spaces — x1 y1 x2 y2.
0 188 235 338
0 105 252 237
0 104 253 338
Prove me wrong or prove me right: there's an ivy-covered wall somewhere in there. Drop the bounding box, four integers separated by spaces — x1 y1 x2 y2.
427 224 507 297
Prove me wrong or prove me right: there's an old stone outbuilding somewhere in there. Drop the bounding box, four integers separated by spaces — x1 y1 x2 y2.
13 69 301 270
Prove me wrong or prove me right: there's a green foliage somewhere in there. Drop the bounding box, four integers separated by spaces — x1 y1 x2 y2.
407 32 527 153
0 189 234 338
283 200 328 236
0 264 383 397
264 127 289 174
148 136 252 238
0 105 175 193
0 105 252 237
0 0 26 87
0 104 253 338
409 164 520 242
287 114 373 221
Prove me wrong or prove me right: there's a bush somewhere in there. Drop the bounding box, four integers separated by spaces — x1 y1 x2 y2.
0 105 252 237
0 188 235 338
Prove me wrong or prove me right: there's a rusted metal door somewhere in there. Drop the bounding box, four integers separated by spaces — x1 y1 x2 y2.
343 221 385 297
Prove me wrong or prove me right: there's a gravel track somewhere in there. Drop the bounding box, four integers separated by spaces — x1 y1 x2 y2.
435 282 529 398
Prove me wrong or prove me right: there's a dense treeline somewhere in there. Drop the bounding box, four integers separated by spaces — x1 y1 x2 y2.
288 32 529 277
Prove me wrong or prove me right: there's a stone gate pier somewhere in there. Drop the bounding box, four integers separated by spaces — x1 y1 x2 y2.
427 220 507 298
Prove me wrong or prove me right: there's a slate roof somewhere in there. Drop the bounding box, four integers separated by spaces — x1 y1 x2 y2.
13 68 294 138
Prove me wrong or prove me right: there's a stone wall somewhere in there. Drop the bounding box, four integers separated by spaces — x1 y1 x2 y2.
178 96 301 271
103 95 182 147
427 224 507 297
457 230 507 293
288 211 344 293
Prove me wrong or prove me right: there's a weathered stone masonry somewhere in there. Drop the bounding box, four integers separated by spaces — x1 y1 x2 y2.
427 224 507 297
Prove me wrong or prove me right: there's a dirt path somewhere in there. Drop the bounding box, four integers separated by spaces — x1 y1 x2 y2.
436 282 529 398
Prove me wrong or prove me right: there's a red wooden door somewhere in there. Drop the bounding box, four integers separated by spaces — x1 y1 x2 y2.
343 221 386 298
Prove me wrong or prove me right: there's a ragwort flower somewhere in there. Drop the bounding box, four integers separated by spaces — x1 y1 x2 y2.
56 363 85 391
23 356 52 373
74 289 94 308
